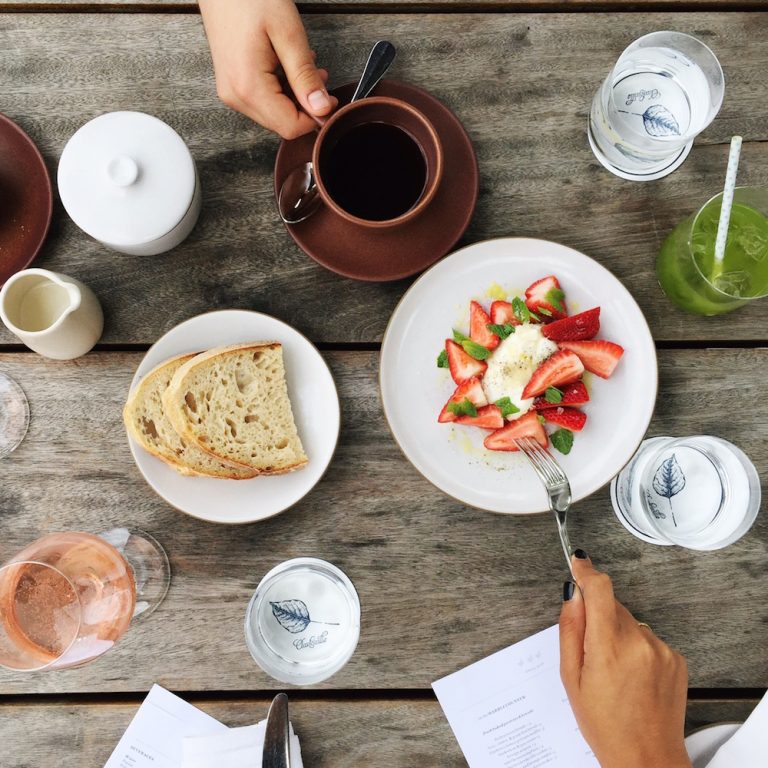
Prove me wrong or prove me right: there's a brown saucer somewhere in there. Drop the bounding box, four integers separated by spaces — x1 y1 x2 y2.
0 114 53 286
275 81 478 282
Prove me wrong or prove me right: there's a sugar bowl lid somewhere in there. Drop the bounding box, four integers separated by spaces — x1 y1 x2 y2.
57 111 196 248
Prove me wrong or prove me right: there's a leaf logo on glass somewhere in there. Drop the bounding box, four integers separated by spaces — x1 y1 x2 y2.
651 453 686 527
270 599 340 644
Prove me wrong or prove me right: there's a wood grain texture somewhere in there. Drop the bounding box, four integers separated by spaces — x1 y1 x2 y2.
0 697 760 767
0 13 766 345
0 348 766 694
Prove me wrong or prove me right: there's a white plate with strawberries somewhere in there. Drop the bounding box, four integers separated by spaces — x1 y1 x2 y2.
380 238 657 514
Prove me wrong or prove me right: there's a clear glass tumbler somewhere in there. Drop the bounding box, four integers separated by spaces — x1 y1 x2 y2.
611 436 760 550
589 31 724 181
657 187 768 315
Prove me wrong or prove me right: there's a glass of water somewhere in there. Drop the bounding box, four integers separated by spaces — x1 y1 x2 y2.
611 436 760 550
589 31 724 181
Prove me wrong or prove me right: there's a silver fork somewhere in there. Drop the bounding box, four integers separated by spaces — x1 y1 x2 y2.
514 436 574 576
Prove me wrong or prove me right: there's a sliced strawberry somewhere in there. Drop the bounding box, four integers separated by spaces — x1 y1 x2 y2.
534 381 590 410
558 340 624 379
521 350 584 399
541 308 600 341
455 405 505 430
490 300 521 327
542 407 587 432
525 275 567 320
469 300 500 350
438 378 488 423
483 411 548 452
446 339 487 384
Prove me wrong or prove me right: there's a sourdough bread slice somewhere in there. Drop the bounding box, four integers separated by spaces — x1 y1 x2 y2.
162 342 308 475
123 354 258 479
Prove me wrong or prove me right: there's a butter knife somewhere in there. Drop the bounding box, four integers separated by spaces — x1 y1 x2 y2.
262 693 291 768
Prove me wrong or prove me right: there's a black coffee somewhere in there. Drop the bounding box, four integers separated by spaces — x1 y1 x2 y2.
323 122 427 221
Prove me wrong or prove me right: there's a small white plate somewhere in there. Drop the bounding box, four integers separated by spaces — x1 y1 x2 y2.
685 723 741 767
126 310 340 524
380 238 657 514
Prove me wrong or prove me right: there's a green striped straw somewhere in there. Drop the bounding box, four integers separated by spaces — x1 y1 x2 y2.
711 135 743 281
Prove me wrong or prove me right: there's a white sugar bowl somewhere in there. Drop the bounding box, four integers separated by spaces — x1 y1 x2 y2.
57 111 201 256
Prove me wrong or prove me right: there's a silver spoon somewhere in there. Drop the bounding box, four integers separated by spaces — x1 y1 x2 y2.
278 40 397 225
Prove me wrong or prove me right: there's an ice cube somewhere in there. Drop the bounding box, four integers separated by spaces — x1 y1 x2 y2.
713 270 751 297
735 227 768 262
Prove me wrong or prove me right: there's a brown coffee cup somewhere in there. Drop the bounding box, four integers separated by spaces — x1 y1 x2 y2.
312 97 443 229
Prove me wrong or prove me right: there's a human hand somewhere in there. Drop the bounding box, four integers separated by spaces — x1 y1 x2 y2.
199 0 338 139
559 552 692 768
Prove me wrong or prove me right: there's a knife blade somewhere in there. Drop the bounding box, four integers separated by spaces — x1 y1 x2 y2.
262 693 291 768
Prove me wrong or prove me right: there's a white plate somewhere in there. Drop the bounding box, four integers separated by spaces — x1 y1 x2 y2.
380 238 657 514
126 310 340 524
685 723 741 767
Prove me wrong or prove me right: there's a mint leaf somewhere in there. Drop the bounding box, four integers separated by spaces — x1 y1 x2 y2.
452 329 470 344
537 306 552 317
512 297 532 324
494 397 520 418
551 428 574 455
461 339 490 360
486 323 516 340
447 399 477 418
544 386 563 404
437 349 449 368
545 287 566 314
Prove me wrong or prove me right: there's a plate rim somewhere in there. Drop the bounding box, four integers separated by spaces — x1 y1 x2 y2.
379 236 658 515
126 309 341 525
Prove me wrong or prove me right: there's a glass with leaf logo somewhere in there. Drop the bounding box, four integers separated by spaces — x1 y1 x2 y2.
588 31 724 180
611 436 760 550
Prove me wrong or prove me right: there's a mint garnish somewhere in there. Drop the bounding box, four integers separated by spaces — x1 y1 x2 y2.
437 349 449 368
545 287 566 314
512 297 531 324
544 386 563 404
447 399 478 418
452 329 470 343
551 428 574 455
494 397 520 418
461 339 490 360
486 323 516 340
538 306 552 317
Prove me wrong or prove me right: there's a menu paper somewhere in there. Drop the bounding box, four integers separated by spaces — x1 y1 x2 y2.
103 685 227 768
432 625 599 768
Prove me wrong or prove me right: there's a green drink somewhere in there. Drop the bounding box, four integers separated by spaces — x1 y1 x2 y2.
657 187 768 315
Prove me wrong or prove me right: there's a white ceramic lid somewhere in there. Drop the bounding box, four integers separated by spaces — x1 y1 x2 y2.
57 111 196 247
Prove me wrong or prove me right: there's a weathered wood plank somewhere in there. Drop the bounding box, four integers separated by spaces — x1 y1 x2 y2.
0 348 766 694
0 697 759 767
0 1 758 8
0 14 766 344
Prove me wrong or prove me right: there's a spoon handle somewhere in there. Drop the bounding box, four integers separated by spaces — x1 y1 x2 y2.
351 40 397 102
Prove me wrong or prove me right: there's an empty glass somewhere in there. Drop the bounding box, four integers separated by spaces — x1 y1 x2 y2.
589 31 724 181
0 373 29 458
611 436 760 550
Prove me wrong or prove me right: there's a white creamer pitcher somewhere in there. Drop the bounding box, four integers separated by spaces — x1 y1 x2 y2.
0 269 103 359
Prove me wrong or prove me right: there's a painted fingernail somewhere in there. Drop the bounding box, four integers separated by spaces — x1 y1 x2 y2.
308 89 331 111
574 548 589 560
563 580 576 601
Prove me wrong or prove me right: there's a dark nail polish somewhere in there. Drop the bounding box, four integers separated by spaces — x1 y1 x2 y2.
574 548 589 560
563 580 576 601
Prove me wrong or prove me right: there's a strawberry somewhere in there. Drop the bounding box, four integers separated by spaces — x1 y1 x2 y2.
525 275 567 320
542 407 587 432
557 340 624 379
470 300 500 350
483 411 548 452
490 300 521 326
541 308 600 341
456 405 505 430
446 339 487 384
521 350 584 399
534 381 590 410
438 378 488 423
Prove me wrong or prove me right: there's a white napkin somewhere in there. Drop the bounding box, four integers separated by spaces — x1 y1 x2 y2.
182 721 303 768
705 691 768 767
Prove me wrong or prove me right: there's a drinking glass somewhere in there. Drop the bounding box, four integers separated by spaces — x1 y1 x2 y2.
611 436 760 550
589 31 724 181
657 187 768 315
0 529 170 671
0 372 29 457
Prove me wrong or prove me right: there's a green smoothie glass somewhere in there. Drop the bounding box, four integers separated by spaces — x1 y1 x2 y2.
657 187 768 315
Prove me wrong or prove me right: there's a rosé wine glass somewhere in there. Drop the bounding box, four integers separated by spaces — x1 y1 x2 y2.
0 529 169 671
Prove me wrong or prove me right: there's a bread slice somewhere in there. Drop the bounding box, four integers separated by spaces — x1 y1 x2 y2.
123 354 258 479
162 342 308 475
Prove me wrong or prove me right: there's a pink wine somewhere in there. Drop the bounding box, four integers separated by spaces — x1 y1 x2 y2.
0 533 136 670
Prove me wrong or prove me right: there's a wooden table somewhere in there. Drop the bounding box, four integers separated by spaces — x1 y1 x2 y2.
0 2 766 765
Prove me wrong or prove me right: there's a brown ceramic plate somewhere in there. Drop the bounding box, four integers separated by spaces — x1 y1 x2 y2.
0 114 53 286
275 80 478 282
